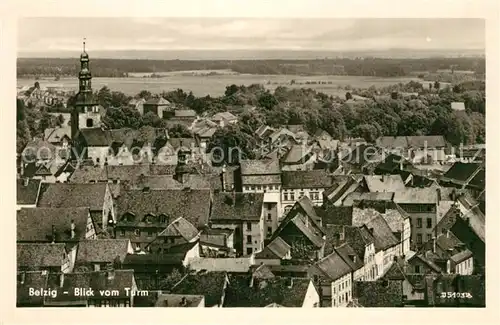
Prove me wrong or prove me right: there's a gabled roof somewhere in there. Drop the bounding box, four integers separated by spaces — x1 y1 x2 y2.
344 226 375 260
145 97 171 105
363 215 400 252
281 144 313 164
266 237 291 259
314 250 353 281
171 272 228 307
376 136 446 149
17 207 91 242
223 276 313 307
37 183 108 211
210 192 264 221
393 187 437 204
189 257 252 273
116 189 211 228
281 170 333 189
240 159 281 175
76 239 131 264
342 192 394 207
158 217 199 241
154 294 204 307
212 111 237 121
353 280 404 307
17 178 42 205
321 205 353 226
451 102 466 111
17 271 49 306
17 243 66 268
174 109 197 117
450 249 473 264
335 243 364 271
44 127 72 143
441 162 481 184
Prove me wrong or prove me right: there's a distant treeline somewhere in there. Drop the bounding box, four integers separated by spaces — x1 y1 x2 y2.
17 57 486 78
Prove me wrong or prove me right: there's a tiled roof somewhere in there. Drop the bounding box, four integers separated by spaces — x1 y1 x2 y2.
381 260 406 281
374 154 413 173
314 250 353 281
340 144 381 167
342 192 394 206
335 243 364 271
17 207 91 242
450 249 473 264
45 270 136 303
17 243 66 268
158 217 199 241
266 237 291 259
241 174 282 185
344 226 375 260
252 264 276 279
352 204 407 233
363 175 405 192
123 253 185 266
145 97 171 105
212 111 237 121
44 126 71 143
281 170 333 189
223 275 312 307
210 192 264 221
22 139 57 160
116 188 211 228
17 271 49 306
199 228 233 248
37 183 108 211
281 144 313 164
353 280 404 307
393 187 438 204
76 239 131 264
240 159 280 175
171 272 228 307
363 215 400 251
188 257 252 273
425 274 485 307
17 178 41 205
468 168 485 189
376 136 446 149
320 205 353 226
323 224 346 255
442 162 481 183
154 294 204 307
137 175 211 190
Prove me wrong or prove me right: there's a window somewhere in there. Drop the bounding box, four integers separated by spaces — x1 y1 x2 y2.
147 231 153 237
267 227 272 237
134 229 141 236
426 218 432 229
266 203 272 210
284 192 289 201
246 222 252 231
426 234 432 242
267 213 272 221
250 186 255 191
170 238 175 244
290 192 295 201
247 235 252 244
299 192 305 198
256 185 262 191
246 247 253 255
417 218 422 228
416 234 422 244
415 265 421 273
120 230 125 237
86 118 94 127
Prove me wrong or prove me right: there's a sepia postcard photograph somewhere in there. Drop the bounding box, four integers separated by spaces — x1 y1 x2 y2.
1 0 499 324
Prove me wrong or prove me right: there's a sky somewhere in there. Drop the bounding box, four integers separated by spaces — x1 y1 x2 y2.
18 18 485 54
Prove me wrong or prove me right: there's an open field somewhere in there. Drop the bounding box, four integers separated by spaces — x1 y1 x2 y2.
17 74 434 97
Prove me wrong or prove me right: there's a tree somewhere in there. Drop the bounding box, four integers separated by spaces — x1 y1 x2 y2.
351 123 380 143
137 90 152 100
345 92 353 100
102 106 142 129
167 124 192 138
110 91 131 108
434 81 441 91
141 112 165 128
207 125 257 165
56 114 65 127
17 120 31 153
257 91 278 110
158 268 184 290
38 112 56 135
225 84 239 97
97 86 112 108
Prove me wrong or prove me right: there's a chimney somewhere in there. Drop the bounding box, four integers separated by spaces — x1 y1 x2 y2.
70 220 76 239
334 233 341 247
447 230 450 238
436 188 441 203
399 158 403 171
59 273 64 287
107 270 115 280
432 237 436 253
23 177 29 186
287 278 294 288
142 186 150 192
20 272 26 284
51 225 56 243
369 227 374 235
180 297 187 307
348 254 357 264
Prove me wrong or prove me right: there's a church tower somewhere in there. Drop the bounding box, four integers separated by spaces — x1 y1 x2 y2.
71 39 101 142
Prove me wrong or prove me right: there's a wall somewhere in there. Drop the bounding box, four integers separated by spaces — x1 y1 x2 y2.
455 257 474 275
331 273 352 307
101 185 115 232
85 214 97 239
363 243 377 281
87 146 112 165
242 219 264 256
263 200 279 239
61 248 74 273
403 279 425 301
302 280 320 307
281 187 325 217
242 183 281 194
402 218 412 255
183 242 201 266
